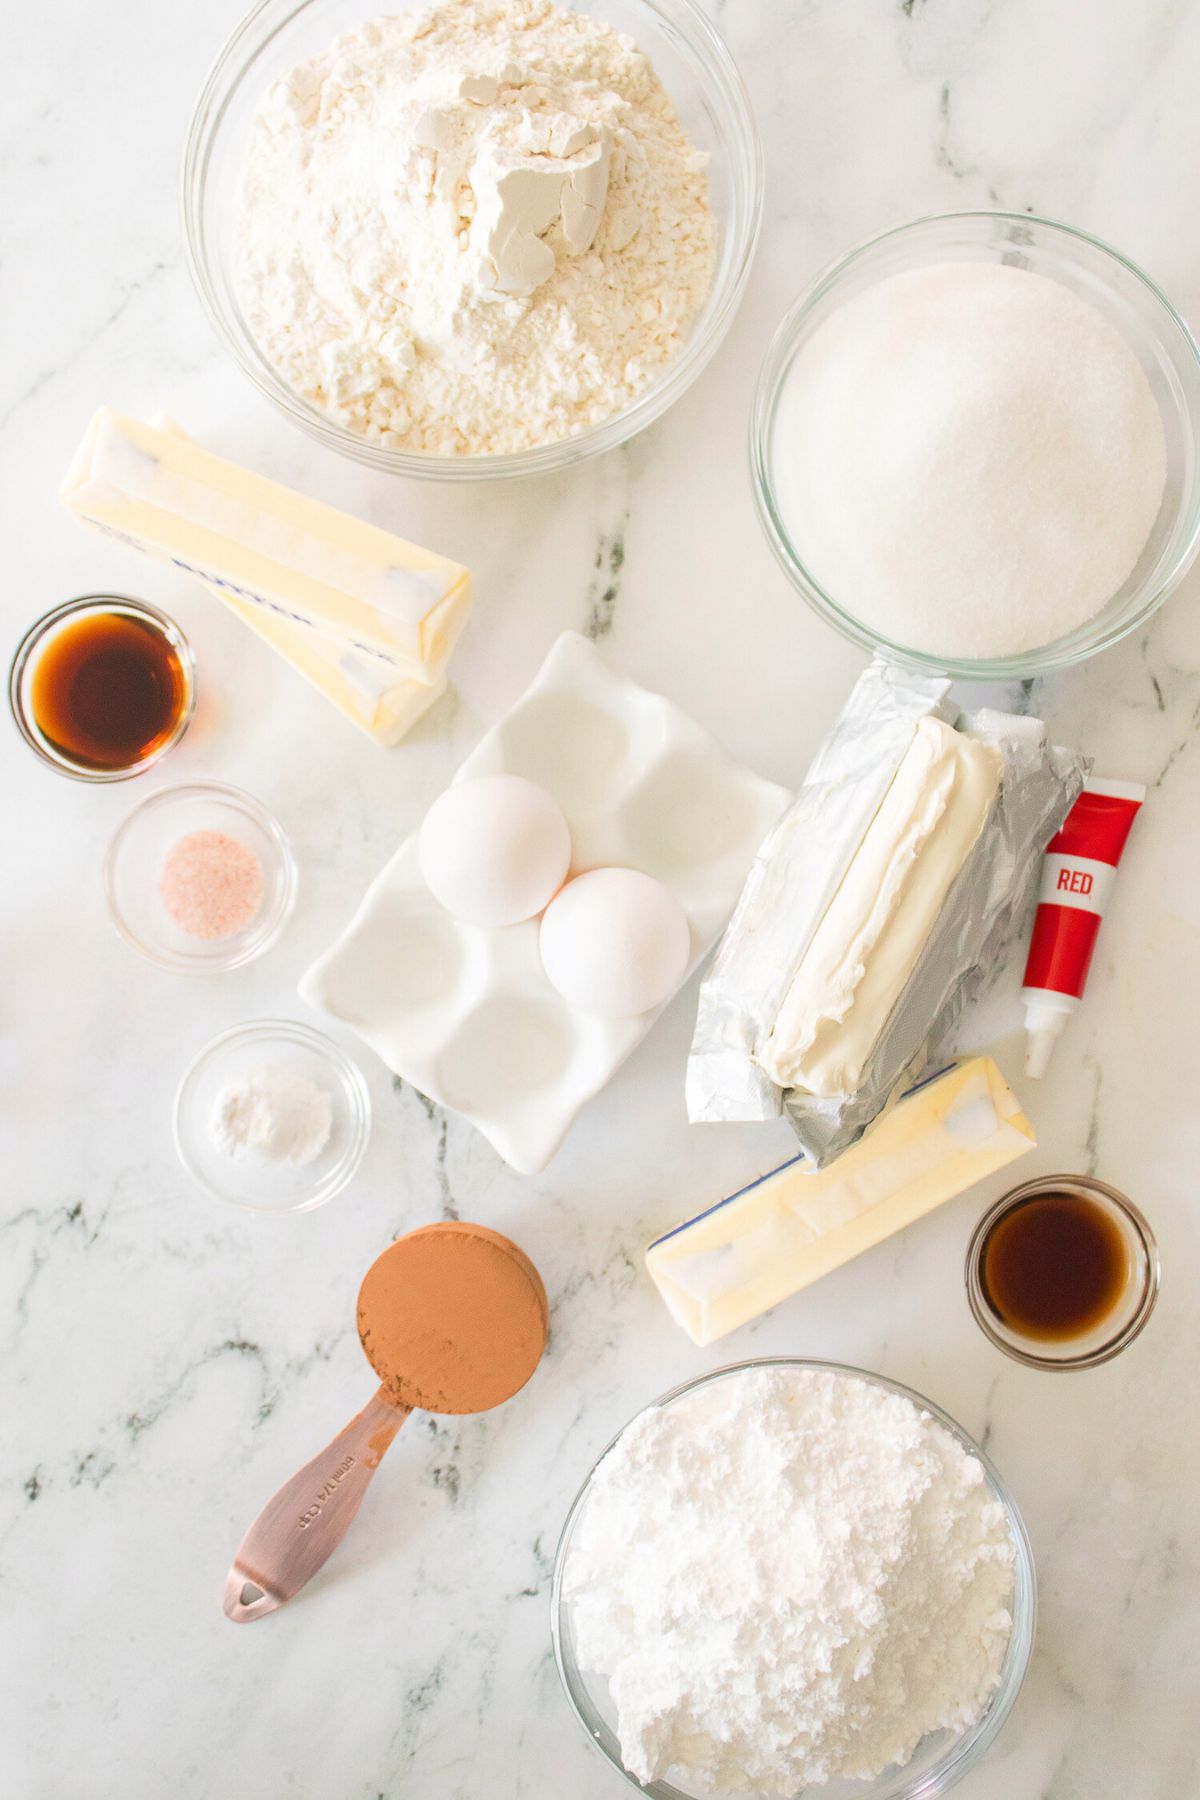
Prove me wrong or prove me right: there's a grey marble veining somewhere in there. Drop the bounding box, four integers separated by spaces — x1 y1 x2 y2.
4 1 1200 1796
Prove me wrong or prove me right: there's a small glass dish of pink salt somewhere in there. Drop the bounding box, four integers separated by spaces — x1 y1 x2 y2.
104 781 297 972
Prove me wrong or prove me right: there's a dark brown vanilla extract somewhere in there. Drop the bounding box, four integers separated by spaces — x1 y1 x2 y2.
29 610 188 771
979 1190 1130 1341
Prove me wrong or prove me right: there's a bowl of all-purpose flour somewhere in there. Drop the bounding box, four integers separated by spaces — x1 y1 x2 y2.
552 1359 1035 1800
183 0 761 476
753 212 1200 678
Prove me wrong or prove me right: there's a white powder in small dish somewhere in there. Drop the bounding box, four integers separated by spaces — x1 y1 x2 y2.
565 1365 1017 1794
212 1065 333 1167
770 261 1167 659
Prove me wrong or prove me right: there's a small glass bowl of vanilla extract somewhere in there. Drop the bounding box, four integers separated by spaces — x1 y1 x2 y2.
966 1175 1160 1370
10 594 195 781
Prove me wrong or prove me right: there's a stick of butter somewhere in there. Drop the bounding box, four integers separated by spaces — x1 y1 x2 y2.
201 581 446 747
59 409 470 679
147 417 447 746
646 1058 1034 1345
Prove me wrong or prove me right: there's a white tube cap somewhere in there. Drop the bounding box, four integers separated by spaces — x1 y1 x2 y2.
1022 994 1073 1078
1024 1026 1060 1079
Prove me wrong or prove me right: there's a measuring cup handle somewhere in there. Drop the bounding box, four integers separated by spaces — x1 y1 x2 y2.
223 1387 410 1623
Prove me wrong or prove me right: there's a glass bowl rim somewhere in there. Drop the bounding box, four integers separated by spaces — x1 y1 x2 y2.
750 207 1200 681
551 1353 1037 1800
965 1172 1161 1371
172 1015 372 1212
180 0 764 482
9 592 197 783
103 777 298 973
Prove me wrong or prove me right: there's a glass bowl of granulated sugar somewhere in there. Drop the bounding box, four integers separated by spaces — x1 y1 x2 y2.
552 1357 1036 1800
183 0 762 478
752 211 1200 680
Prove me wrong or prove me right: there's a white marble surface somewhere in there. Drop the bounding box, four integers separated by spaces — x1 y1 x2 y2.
5 1 1200 1795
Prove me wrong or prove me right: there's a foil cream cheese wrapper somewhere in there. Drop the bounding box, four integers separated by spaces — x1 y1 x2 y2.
686 658 1088 1166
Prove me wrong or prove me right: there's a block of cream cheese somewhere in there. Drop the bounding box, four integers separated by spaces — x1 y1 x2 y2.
760 718 1003 1098
646 1057 1034 1345
59 409 470 678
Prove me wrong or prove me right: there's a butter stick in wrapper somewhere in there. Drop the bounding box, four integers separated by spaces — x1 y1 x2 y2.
200 581 447 747
60 408 471 680
649 1058 1034 1346
149 421 450 747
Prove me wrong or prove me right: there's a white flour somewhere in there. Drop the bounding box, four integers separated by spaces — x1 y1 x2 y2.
566 1366 1016 1793
234 0 715 454
212 1066 333 1166
772 262 1166 658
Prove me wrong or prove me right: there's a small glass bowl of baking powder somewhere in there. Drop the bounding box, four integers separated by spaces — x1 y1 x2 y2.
553 1357 1036 1800
752 211 1200 681
105 780 297 974
182 0 762 480
174 1019 372 1213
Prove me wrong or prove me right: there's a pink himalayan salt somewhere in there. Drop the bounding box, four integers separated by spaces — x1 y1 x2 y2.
159 829 264 941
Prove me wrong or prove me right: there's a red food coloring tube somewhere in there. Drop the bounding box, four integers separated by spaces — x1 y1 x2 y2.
1021 777 1145 1077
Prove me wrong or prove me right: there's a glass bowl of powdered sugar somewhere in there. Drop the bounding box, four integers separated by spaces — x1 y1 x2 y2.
182 0 761 477
552 1358 1036 1800
752 211 1200 680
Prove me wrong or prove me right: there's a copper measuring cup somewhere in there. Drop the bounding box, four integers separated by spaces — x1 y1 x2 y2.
224 1221 549 1622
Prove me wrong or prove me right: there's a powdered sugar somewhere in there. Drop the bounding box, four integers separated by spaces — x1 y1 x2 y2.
565 1365 1016 1793
233 0 715 455
771 262 1167 658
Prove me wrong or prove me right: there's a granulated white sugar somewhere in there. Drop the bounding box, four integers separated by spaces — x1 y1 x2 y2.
771 262 1167 659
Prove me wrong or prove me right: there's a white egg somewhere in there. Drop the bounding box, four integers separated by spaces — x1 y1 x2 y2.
418 775 571 927
539 867 692 1019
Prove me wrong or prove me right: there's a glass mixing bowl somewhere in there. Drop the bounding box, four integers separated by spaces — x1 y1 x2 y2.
752 211 1200 680
182 0 762 480
552 1357 1036 1800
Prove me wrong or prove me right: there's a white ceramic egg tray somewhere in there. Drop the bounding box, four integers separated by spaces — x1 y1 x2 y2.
301 633 791 1174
